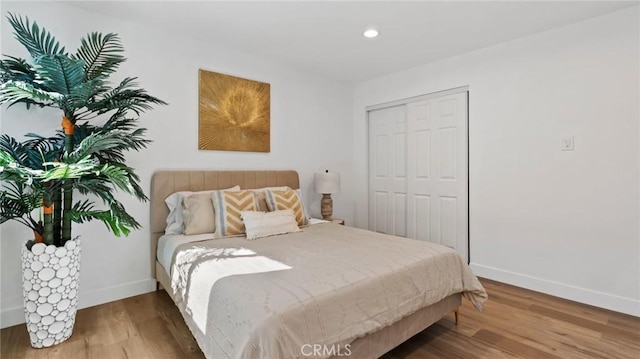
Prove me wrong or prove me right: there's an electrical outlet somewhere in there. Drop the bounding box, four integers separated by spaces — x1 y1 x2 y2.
561 136 574 151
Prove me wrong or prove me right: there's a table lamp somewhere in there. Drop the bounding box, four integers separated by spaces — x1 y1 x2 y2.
314 170 340 220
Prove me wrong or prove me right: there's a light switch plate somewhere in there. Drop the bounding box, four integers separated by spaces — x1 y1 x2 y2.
562 136 574 151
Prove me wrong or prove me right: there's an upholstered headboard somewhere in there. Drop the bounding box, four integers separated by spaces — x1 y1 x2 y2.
150 170 299 277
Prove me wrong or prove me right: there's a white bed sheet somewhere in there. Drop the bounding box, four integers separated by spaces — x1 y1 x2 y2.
158 232 216 274
157 218 329 275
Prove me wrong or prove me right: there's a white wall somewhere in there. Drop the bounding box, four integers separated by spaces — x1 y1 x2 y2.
353 7 640 316
0 1 354 327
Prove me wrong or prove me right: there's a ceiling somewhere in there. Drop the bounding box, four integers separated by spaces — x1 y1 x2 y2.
64 1 638 83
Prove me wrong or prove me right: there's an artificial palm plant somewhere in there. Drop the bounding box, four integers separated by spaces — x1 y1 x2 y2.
0 13 166 247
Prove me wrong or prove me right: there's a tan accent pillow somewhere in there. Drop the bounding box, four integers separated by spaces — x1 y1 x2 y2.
264 188 307 226
212 190 259 236
241 209 301 240
166 185 240 234
182 193 215 235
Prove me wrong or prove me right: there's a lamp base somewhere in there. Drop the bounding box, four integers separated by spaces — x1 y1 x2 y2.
321 193 333 220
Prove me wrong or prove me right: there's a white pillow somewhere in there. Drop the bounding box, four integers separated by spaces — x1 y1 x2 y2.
165 185 240 234
241 209 301 240
250 186 290 191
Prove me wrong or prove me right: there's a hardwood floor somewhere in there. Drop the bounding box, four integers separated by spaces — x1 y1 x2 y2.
2 278 638 358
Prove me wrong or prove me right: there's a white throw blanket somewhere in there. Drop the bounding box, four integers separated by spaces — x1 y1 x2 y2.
170 223 487 359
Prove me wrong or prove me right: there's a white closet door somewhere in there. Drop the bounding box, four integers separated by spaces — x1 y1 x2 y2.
407 92 468 261
368 105 407 236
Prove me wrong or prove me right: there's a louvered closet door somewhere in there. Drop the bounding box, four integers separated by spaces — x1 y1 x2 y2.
368 105 407 236
407 93 468 261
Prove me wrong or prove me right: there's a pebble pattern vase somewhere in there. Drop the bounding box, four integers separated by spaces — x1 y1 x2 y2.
21 238 81 348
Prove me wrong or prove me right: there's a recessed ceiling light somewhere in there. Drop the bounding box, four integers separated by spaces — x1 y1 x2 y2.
363 29 379 38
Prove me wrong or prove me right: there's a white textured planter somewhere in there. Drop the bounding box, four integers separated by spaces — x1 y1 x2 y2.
21 238 81 348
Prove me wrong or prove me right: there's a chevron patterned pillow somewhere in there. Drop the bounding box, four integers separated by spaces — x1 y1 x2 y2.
212 190 260 236
264 188 308 226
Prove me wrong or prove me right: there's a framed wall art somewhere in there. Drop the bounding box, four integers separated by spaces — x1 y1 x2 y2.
198 69 270 152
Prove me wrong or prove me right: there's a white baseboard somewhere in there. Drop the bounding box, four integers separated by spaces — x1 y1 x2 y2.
469 263 640 317
1 278 156 329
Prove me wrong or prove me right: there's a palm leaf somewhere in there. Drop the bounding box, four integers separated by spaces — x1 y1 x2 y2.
123 170 147 201
0 55 38 83
74 178 116 203
71 124 128 163
23 133 63 168
65 131 130 162
93 163 136 196
7 13 66 58
85 116 152 158
66 77 106 110
0 193 37 228
0 135 29 166
35 55 85 96
52 119 149 167
0 80 62 108
39 156 100 181
68 199 140 236
23 133 63 155
85 77 167 116
0 134 61 171
75 32 125 81
0 182 41 227
0 150 44 182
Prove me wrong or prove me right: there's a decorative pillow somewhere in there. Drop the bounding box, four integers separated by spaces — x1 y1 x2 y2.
164 185 240 235
264 188 308 226
246 186 290 212
293 189 311 222
182 193 215 235
212 190 260 236
241 209 301 240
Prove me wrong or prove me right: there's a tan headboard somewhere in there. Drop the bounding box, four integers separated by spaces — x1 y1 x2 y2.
150 170 299 278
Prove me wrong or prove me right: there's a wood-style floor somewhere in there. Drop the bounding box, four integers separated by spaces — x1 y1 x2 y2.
2 278 638 359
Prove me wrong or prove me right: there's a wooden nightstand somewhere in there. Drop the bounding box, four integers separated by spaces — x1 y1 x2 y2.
331 218 345 226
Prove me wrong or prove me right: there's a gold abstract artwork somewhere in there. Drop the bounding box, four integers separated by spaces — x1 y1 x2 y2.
198 69 270 152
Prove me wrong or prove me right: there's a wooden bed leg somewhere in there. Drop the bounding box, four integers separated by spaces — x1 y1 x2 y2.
454 308 459 325
156 281 160 291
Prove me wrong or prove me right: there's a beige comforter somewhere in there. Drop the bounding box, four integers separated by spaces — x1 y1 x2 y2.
170 223 487 359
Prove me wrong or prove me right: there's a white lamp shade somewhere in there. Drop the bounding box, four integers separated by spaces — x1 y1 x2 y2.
314 171 340 194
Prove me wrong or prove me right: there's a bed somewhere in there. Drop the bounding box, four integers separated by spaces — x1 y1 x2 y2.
150 170 487 359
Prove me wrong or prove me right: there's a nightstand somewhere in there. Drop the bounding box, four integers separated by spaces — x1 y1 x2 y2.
331 218 345 226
